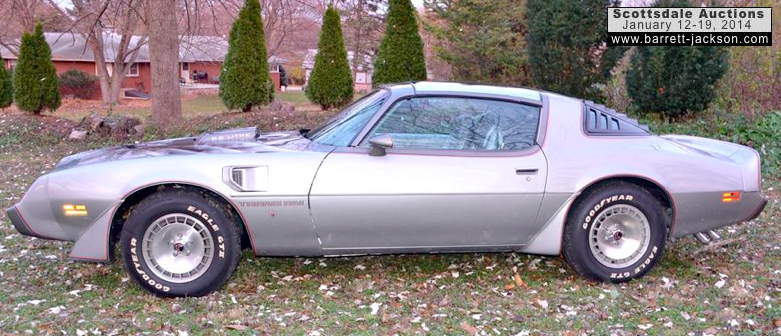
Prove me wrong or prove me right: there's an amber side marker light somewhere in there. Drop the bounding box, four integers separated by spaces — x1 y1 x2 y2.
63 204 88 216
722 192 741 203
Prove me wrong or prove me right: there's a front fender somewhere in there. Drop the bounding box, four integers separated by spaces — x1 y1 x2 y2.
13 150 328 261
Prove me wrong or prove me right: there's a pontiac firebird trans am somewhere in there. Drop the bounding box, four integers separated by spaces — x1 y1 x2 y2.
7 82 767 296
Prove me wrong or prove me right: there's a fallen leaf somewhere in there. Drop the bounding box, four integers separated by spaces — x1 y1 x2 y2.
513 274 527 288
460 321 477 335
225 325 249 331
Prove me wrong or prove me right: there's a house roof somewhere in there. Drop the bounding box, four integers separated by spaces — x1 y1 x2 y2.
302 48 373 71
1 32 287 64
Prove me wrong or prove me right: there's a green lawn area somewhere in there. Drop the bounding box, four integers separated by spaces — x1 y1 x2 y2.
53 90 315 121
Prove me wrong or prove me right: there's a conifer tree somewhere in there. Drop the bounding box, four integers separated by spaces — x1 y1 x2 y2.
306 6 354 109
14 24 60 114
372 0 426 85
220 0 273 112
527 0 624 100
0 66 12 109
626 0 728 118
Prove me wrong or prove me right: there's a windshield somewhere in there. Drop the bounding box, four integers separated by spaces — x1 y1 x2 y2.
307 89 389 146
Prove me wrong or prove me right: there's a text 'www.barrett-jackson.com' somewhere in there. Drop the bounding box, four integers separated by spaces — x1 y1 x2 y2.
608 7 773 46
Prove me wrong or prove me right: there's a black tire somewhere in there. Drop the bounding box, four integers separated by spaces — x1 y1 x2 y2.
119 189 242 297
563 182 667 283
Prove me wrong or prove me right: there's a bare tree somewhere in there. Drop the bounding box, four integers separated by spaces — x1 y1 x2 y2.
145 0 182 126
42 0 148 105
0 0 70 55
340 0 385 83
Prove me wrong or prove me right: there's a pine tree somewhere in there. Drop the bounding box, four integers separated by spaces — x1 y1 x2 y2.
527 0 625 100
13 24 60 114
306 6 354 109
372 0 426 86
425 0 530 86
0 66 12 109
220 0 273 112
627 41 728 119
626 0 728 118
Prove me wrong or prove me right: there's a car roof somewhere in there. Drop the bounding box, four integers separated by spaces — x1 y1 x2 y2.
383 81 543 102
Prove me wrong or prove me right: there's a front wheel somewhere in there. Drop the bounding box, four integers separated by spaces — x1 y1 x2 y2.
119 189 242 297
563 182 668 282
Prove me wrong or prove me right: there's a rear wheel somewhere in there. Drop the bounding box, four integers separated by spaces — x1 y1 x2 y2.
563 182 667 282
120 189 242 297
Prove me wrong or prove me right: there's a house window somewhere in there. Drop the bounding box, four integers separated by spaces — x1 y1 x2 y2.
95 63 138 77
181 62 189 71
127 63 139 77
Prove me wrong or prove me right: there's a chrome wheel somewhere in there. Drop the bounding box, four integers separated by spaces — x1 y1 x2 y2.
141 213 214 283
588 204 650 269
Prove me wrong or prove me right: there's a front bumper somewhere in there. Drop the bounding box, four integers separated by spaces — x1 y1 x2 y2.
6 205 49 239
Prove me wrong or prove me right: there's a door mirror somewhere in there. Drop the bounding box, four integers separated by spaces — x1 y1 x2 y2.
368 134 393 156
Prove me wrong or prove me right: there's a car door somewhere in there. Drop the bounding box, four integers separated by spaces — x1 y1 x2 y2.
309 95 548 254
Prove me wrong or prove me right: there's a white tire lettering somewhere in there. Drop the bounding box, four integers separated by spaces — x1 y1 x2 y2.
582 194 636 230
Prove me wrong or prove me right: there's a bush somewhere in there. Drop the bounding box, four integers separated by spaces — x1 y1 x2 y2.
219 0 273 112
0 66 11 108
59 69 97 99
305 6 354 109
13 23 60 114
626 1 728 119
709 0 781 119
372 0 427 86
627 45 728 119
527 0 625 100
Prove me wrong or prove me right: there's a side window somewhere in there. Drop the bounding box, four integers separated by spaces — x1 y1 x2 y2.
365 97 540 151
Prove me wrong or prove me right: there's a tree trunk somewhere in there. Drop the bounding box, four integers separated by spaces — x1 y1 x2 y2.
109 65 125 104
145 0 182 127
88 34 116 105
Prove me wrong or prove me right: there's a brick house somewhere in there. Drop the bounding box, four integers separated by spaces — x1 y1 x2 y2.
0 32 286 100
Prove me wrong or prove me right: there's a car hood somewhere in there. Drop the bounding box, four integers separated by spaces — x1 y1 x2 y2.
54 127 310 171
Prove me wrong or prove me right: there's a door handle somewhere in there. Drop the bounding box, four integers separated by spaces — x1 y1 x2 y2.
515 169 539 175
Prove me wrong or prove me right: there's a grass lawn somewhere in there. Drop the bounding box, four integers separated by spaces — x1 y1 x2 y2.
50 90 316 122
0 112 778 335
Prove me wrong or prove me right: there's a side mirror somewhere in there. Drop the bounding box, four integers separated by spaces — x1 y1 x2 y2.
368 134 393 156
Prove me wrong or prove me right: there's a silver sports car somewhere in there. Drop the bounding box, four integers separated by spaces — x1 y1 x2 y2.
8 82 767 296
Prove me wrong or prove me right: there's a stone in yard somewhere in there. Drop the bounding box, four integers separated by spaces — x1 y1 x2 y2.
77 113 142 139
269 100 295 114
132 124 145 137
68 129 87 140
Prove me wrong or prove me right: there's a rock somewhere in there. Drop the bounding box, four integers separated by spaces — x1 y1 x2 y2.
132 124 145 137
68 129 87 140
269 99 295 114
77 113 142 139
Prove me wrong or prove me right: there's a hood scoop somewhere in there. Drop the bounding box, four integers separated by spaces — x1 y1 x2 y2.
196 127 259 145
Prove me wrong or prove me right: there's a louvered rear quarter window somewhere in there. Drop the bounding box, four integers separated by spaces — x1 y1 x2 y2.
583 101 650 136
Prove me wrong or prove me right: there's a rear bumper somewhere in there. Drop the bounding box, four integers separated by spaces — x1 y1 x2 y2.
6 205 49 239
671 191 768 237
